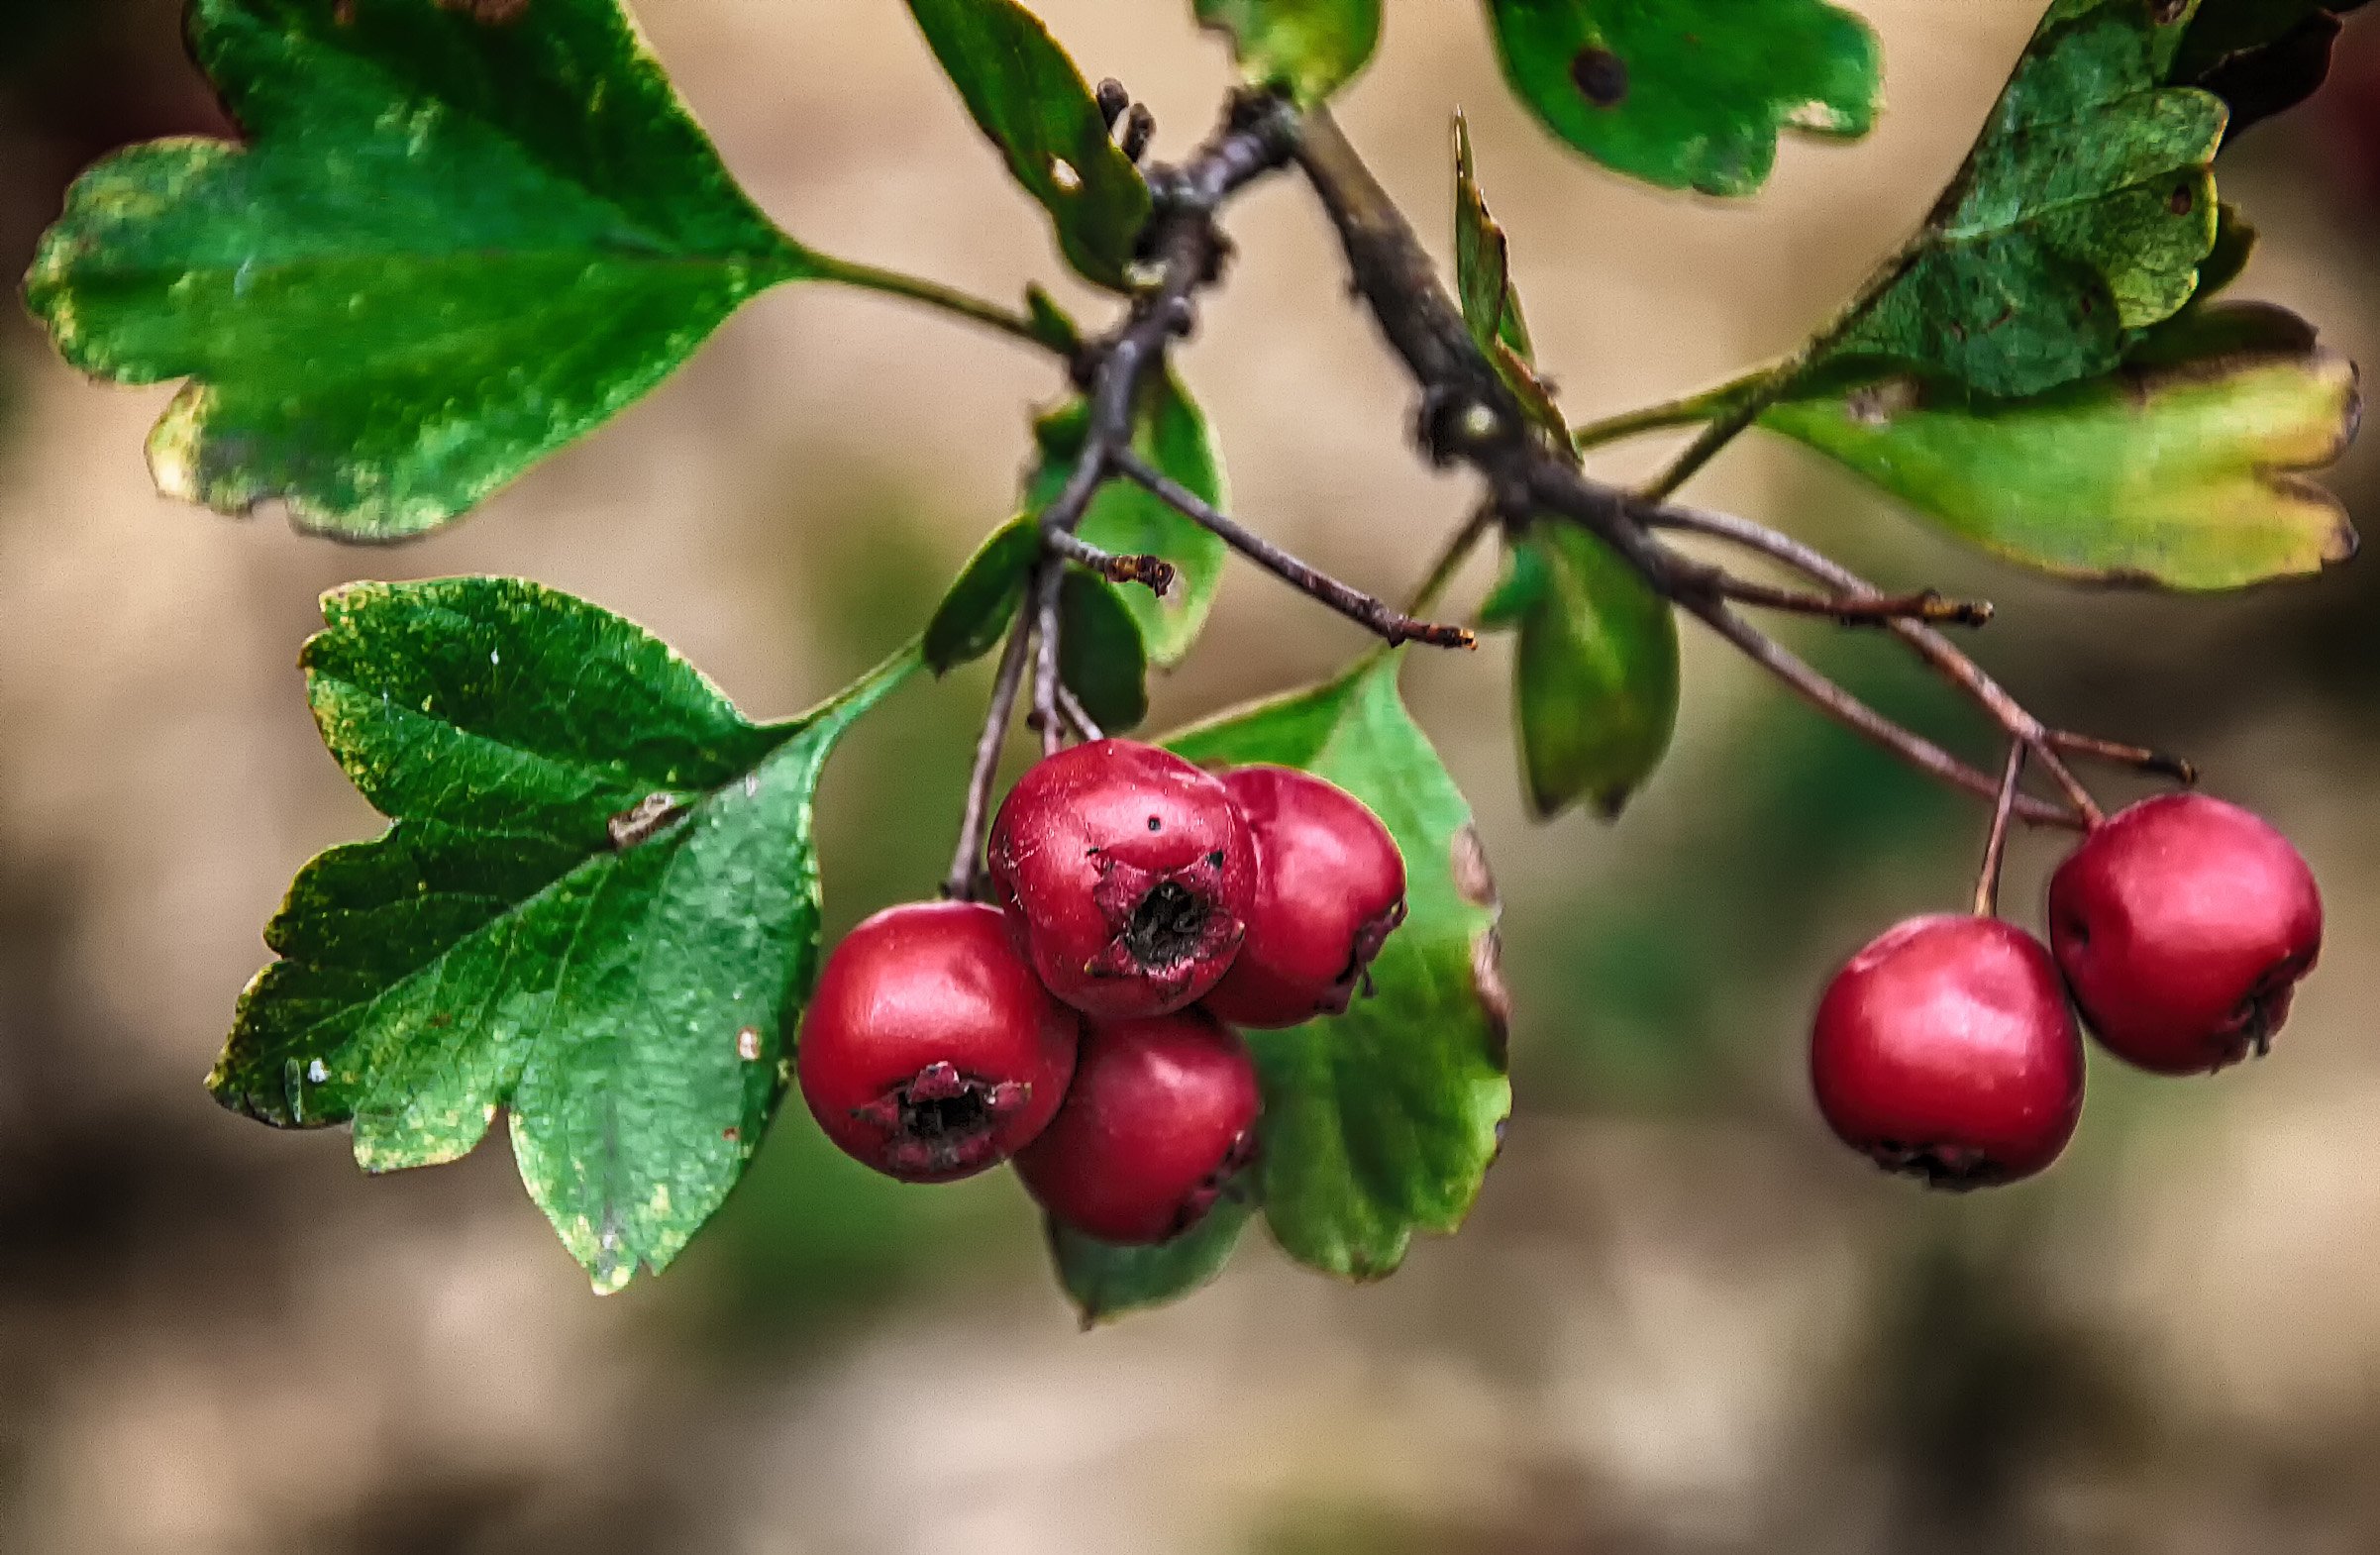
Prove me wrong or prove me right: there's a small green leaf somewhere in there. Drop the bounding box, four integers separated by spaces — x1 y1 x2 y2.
925 517 1039 673
1059 567 1150 732
1027 372 1230 666
1818 0 2225 399
212 577 914 1292
1763 303 2360 589
1194 0 1382 104
1481 0 1883 197
2171 0 2372 132
905 0 1153 290
1451 113 1567 446
1024 283 1086 358
1482 525 1681 819
1045 1172 1258 1324
25 0 819 541
1169 656 1509 1280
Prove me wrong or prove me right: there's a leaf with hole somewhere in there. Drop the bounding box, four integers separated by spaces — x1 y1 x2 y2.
25 0 827 541
1814 0 2227 399
1480 524 1681 818
906 0 1153 289
1480 0 1882 196
1167 655 1510 1281
211 576 913 1292
1193 0 1382 104
1764 303 2360 589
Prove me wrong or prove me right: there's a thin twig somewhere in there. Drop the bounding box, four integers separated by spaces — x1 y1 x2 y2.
1110 448 1476 648
1405 504 1499 617
812 255 1056 356
1056 683 1104 745
1712 576 1992 628
1638 501 2106 826
1973 742 2027 916
1030 561 1066 759
1043 527 1176 595
2046 729 2197 786
1685 599 2076 829
943 610 1035 900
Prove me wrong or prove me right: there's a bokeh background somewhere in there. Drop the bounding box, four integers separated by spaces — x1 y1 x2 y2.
4 2 2380 1550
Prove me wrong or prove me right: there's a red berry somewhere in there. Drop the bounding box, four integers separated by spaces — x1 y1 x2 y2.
1811 914 2084 1189
1016 1009 1262 1245
987 739 1257 1020
1200 766 1407 1028
2048 793 2323 1076
797 900 1080 1183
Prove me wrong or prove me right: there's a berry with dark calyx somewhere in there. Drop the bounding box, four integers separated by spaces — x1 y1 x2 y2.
1811 914 2084 1189
1200 766 1407 1029
1017 1009 1262 1245
2049 793 2323 1076
988 739 1257 1020
797 900 1080 1183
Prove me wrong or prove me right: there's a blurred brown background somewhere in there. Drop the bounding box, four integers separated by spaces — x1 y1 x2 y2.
4 2 2380 1550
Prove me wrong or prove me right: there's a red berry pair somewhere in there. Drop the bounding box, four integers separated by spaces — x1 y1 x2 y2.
795 739 1407 1245
1812 793 2322 1189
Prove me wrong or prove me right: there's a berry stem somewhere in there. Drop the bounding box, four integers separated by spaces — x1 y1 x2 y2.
1030 559 1066 759
1973 742 2026 917
1055 682 1103 745
945 605 1036 902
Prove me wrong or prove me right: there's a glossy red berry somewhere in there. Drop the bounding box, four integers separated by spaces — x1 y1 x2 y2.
1016 1009 1262 1245
987 739 1257 1020
1200 766 1407 1028
1811 914 2084 1189
2048 793 2323 1075
797 900 1080 1183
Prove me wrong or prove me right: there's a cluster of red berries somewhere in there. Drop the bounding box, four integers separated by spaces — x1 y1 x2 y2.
795 740 1407 1244
1811 793 2324 1188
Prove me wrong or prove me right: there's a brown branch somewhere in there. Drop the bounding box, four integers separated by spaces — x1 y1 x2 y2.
1973 743 2027 916
1109 448 1476 648
943 608 1035 901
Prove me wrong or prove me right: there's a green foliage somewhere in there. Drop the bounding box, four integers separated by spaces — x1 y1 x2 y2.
925 518 1039 673
906 0 1153 290
1765 303 2359 588
1819 0 2225 399
1450 113 1566 444
1481 0 1882 196
211 578 912 1292
2170 0 2372 131
1058 568 1151 730
1480 524 1681 818
1027 376 1232 666
1193 0 1382 105
26 0 818 541
1047 1173 1258 1324
1171 655 1511 1280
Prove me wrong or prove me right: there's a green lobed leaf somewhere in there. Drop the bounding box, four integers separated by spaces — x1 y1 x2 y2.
1479 523 1681 818
924 516 1039 674
25 0 820 541
1045 1171 1258 1324
1027 372 1230 667
1451 113 1568 447
1763 303 2360 588
2170 0 2373 132
905 0 1153 290
211 577 914 1292
1481 0 1882 197
1058 567 1150 731
1168 655 1511 1280
1193 0 1382 105
1818 0 2226 399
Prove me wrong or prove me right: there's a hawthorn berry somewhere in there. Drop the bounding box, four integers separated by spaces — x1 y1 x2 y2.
797 900 1081 1183
1017 1008 1263 1245
1200 766 1407 1028
987 739 1257 1020
2048 793 2323 1075
1811 914 2084 1189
